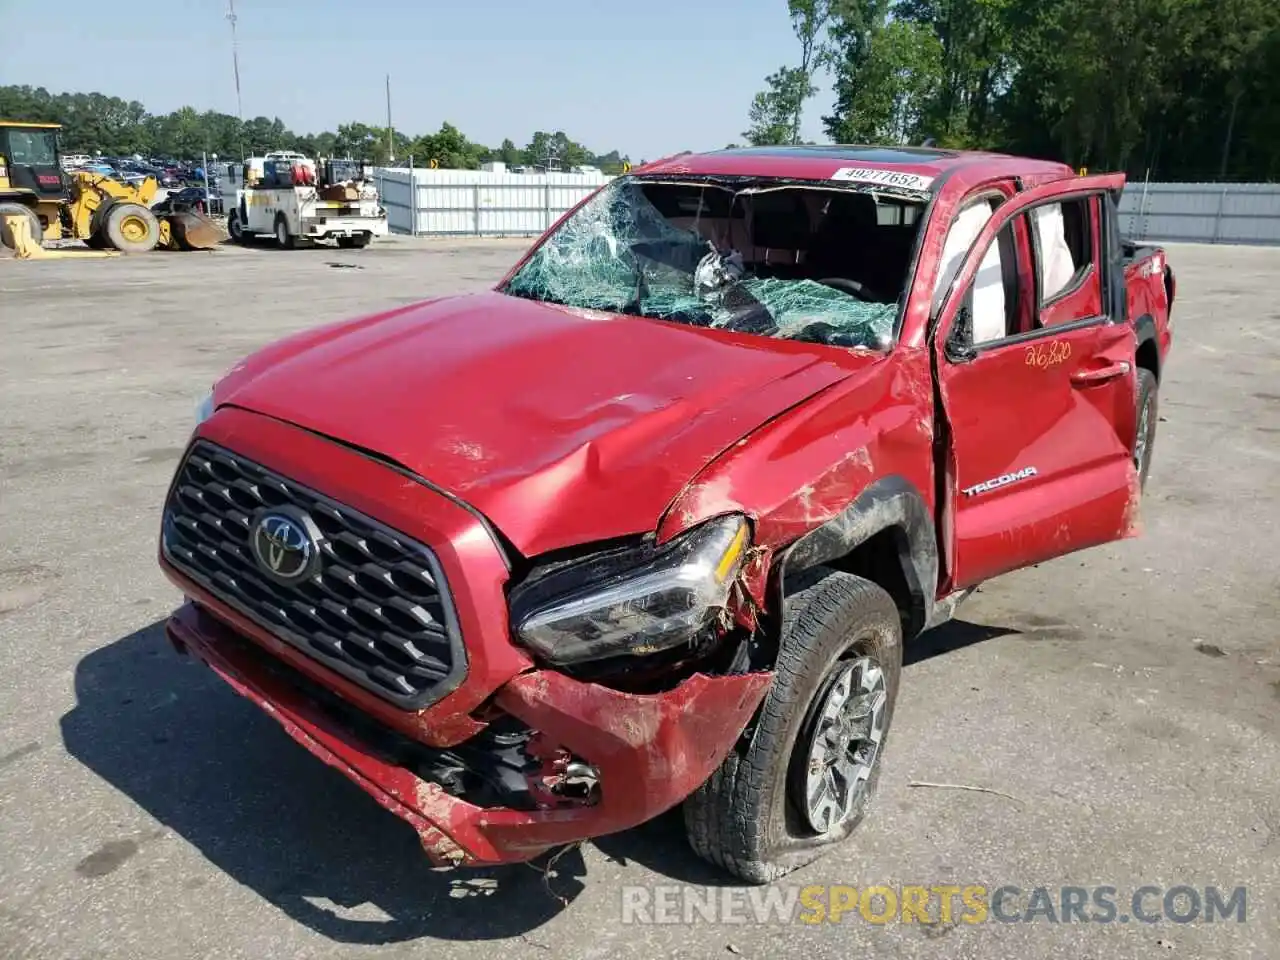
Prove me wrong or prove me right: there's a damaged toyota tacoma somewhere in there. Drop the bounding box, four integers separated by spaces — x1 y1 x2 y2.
158 146 1174 883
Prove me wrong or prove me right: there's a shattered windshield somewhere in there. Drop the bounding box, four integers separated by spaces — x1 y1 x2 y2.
502 178 922 350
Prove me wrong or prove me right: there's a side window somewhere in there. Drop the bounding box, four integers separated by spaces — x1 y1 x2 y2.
9 132 34 163
937 202 1024 347
1034 196 1101 325
943 191 1110 354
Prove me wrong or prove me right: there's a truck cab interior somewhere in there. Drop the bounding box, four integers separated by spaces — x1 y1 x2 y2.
651 182 927 306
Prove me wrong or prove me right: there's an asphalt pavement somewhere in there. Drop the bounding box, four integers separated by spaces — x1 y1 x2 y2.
0 237 1277 959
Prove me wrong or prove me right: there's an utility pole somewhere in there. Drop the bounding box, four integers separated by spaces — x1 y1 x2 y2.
1220 86 1241 180
386 74 395 164
226 0 244 159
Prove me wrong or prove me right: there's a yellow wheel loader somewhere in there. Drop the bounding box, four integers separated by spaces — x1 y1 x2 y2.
0 121 224 254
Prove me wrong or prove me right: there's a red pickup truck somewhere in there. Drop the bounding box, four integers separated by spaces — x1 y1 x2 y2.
159 145 1174 883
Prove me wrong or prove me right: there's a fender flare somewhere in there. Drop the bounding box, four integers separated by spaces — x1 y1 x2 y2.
774 475 939 639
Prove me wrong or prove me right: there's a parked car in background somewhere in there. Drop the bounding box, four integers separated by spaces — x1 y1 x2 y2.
76 161 113 175
151 185 219 217
113 168 147 187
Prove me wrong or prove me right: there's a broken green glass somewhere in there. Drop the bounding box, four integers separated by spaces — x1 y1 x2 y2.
503 180 898 349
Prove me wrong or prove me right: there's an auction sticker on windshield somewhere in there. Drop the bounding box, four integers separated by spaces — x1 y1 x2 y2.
831 167 935 191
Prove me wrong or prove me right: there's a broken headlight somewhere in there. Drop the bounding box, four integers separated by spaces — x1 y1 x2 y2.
513 514 750 666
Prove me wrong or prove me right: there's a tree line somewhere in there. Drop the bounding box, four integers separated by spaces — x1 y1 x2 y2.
0 86 632 174
743 0 1280 182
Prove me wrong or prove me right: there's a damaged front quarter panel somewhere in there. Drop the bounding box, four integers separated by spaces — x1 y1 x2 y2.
657 349 939 625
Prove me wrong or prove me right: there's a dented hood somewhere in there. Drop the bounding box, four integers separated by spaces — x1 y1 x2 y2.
217 292 854 556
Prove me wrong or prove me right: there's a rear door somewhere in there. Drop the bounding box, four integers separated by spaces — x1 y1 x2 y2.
931 174 1139 590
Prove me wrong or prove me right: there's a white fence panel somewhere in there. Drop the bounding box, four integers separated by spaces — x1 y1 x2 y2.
376 173 1280 245
1119 182 1280 246
375 167 610 238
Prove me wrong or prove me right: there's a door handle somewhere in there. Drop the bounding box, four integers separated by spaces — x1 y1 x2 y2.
1071 361 1130 385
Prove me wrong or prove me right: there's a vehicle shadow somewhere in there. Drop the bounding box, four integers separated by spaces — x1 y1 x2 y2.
593 617 1020 881
60 615 1016 942
59 620 585 946
904 617 1018 666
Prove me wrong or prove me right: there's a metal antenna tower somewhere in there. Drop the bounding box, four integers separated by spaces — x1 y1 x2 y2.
227 0 244 123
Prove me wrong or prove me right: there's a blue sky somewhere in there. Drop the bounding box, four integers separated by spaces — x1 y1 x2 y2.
2 0 836 161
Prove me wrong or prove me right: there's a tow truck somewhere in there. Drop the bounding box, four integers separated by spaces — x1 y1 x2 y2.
157 145 1174 883
225 151 388 250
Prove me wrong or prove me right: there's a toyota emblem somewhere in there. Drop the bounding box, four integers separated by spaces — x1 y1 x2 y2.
250 509 319 583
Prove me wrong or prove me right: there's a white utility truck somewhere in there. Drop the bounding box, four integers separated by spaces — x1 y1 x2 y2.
225 152 388 249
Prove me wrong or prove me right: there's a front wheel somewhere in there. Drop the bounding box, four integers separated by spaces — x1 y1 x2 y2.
684 569 902 884
1134 367 1158 489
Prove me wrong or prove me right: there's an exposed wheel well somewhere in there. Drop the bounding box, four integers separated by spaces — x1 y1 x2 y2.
766 476 938 670
820 527 923 638
1136 337 1160 383
779 524 925 650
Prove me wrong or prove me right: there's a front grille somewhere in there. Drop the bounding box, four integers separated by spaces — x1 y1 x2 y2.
162 439 467 709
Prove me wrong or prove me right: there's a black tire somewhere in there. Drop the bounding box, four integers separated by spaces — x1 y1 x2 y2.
226 208 246 244
1134 367 1158 489
274 214 295 250
336 233 370 249
84 231 109 249
0 203 43 250
684 569 903 883
104 202 160 253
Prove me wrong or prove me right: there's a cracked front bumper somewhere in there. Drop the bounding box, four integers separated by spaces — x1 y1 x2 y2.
166 602 772 865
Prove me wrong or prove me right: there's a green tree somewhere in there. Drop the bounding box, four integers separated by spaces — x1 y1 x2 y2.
498 137 521 166
312 130 338 156
743 1 831 146
522 131 591 169
996 0 1207 171
523 130 551 167
332 122 410 163
410 122 483 169
744 67 813 145
591 149 630 174
898 0 1012 146
157 107 207 159
823 9 943 143
0 83 632 171
787 0 834 142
